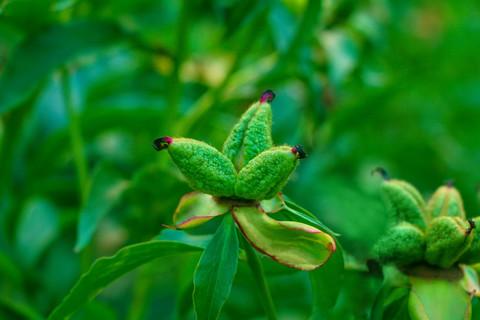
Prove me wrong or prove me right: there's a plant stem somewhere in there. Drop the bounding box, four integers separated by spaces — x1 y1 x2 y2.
127 264 154 320
61 67 92 273
168 0 189 120
61 67 89 203
176 2 270 136
241 236 277 320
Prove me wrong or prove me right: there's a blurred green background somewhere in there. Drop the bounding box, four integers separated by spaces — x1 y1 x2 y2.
1 0 480 319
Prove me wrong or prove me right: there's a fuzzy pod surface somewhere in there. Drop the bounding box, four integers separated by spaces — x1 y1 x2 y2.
381 179 427 229
427 184 466 219
373 222 425 266
425 216 474 268
234 146 301 200
153 137 237 197
222 90 274 170
394 180 426 211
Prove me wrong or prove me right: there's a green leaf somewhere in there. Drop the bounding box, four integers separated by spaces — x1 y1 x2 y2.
0 296 43 320
156 229 212 249
283 198 340 236
259 193 285 213
48 240 201 320
408 277 471 320
173 192 229 229
371 284 411 320
283 197 345 316
15 198 59 267
461 265 480 298
71 301 116 320
75 164 128 252
310 242 344 319
268 2 296 53
322 29 359 85
0 251 22 286
0 20 123 113
232 206 336 271
193 215 239 320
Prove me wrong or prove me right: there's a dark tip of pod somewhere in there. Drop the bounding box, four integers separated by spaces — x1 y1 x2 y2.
259 89 276 103
445 179 455 188
291 145 307 159
153 136 173 151
371 167 390 180
467 219 476 235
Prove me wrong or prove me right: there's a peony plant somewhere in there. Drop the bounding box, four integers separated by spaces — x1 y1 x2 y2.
371 168 480 320
153 90 336 271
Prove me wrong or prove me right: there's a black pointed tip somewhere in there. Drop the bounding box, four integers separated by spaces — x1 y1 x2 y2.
291 145 307 159
445 179 455 188
260 89 276 103
372 167 390 180
153 136 173 151
467 219 476 235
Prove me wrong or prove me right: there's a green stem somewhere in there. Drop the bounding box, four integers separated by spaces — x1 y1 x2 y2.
257 0 323 87
61 67 89 203
168 0 189 120
61 67 91 273
127 264 154 320
175 3 270 136
281 0 322 60
241 236 277 320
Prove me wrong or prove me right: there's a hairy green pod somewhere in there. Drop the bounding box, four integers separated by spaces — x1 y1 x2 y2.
373 222 425 266
460 217 480 264
380 178 426 229
395 180 426 210
222 90 274 170
426 184 466 219
234 145 305 200
425 216 474 268
153 137 236 197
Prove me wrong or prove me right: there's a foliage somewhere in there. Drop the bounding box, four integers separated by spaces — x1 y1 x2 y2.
1 0 480 319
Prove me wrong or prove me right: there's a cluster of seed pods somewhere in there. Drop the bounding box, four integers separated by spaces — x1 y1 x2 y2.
153 90 306 201
373 168 480 269
152 90 335 271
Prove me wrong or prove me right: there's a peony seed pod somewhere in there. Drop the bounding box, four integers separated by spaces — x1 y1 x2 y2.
153 137 237 197
373 222 425 266
425 216 474 268
222 90 274 170
459 217 480 264
234 145 305 200
374 169 427 229
426 182 466 219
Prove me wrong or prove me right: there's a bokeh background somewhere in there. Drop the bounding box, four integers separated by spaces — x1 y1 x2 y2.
1 0 480 319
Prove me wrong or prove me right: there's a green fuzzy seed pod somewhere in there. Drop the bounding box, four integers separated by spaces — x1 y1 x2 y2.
154 137 237 197
381 179 427 229
425 216 474 268
395 180 426 210
426 184 466 219
235 146 299 200
222 102 260 169
243 103 273 166
222 91 274 170
460 217 480 264
373 222 425 266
